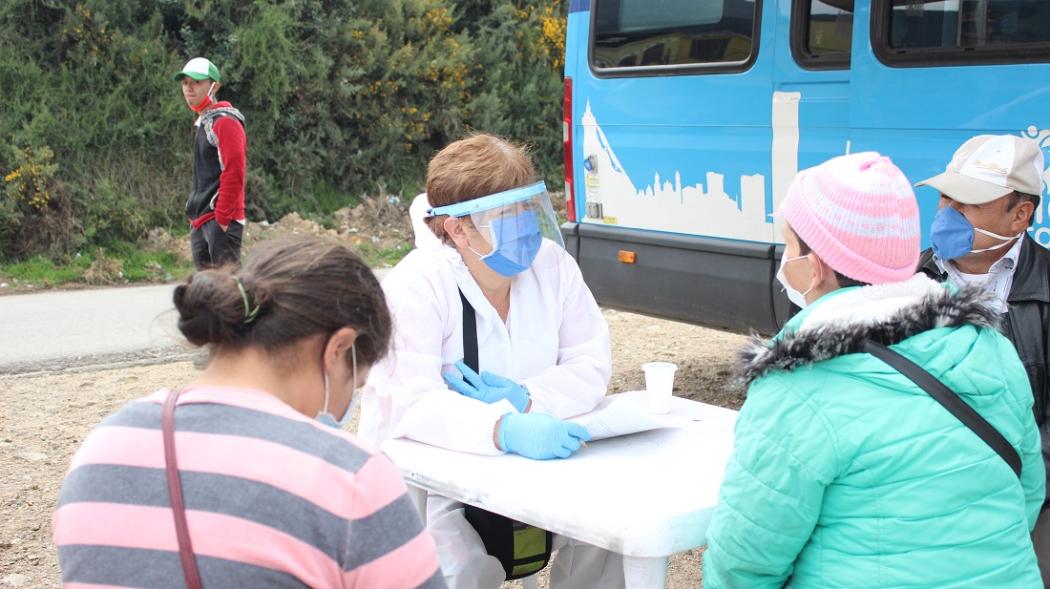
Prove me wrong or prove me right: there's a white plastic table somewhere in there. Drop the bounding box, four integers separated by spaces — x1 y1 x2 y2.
381 392 738 588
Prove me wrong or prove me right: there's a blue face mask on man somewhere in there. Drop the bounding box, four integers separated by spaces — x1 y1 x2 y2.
929 206 1022 261
476 210 543 277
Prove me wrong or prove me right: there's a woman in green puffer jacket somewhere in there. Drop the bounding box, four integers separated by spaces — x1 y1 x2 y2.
702 153 1045 589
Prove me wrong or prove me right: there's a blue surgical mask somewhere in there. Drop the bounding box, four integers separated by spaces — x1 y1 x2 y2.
930 206 1021 261
315 345 358 430
474 210 543 277
315 391 358 429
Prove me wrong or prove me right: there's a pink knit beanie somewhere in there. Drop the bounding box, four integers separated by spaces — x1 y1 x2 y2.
780 152 920 285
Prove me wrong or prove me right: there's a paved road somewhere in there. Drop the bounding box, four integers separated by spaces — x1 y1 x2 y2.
0 269 391 375
0 285 186 374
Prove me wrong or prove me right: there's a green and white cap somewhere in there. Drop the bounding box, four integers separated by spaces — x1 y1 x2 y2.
174 57 221 83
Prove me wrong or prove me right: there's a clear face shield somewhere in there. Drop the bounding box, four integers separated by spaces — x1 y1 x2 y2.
428 181 564 276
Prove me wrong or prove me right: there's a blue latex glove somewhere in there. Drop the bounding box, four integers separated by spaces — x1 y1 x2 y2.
443 360 530 412
497 412 591 460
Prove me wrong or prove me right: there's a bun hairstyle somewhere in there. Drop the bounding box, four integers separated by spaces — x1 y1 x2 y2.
173 237 392 367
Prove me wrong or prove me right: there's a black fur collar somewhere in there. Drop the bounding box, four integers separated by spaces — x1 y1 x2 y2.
740 283 999 385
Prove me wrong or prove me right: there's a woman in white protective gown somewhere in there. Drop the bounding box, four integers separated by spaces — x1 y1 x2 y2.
359 134 626 589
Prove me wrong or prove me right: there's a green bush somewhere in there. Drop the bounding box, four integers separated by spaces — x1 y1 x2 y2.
0 0 567 262
1 144 75 258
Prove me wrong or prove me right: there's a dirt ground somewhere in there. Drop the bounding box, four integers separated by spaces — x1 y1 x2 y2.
0 308 748 589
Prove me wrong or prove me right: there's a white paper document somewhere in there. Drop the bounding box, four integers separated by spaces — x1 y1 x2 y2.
570 392 692 441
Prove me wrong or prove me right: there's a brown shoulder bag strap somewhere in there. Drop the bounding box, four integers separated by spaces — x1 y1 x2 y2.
163 389 204 589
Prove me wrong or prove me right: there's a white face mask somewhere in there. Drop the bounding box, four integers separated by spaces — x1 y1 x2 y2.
776 253 813 308
315 344 358 430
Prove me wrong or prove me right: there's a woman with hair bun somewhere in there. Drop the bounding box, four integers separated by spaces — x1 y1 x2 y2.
53 237 446 589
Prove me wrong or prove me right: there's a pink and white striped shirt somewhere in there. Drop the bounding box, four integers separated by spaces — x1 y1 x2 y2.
53 386 445 589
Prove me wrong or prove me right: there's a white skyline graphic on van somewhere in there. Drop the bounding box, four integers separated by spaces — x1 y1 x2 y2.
1022 124 1050 245
580 101 773 243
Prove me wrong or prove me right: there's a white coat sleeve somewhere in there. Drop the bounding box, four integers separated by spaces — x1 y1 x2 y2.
368 266 515 455
520 252 611 418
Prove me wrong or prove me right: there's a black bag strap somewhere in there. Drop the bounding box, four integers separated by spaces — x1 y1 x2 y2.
863 341 1022 478
459 289 479 373
458 287 553 580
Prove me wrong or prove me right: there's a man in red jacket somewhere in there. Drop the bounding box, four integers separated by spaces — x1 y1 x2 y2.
175 57 247 269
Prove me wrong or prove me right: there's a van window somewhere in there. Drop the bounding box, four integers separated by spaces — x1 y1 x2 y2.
874 0 1050 65
793 0 853 69
591 0 760 72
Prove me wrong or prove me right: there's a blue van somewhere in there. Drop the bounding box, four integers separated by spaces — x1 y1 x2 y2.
560 0 1050 334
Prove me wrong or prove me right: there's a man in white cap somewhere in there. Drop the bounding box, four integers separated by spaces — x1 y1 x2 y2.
175 57 247 269
917 134 1050 584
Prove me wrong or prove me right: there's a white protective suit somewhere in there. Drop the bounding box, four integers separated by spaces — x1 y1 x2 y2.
359 193 625 589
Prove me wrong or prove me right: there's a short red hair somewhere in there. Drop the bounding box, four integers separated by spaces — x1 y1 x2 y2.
424 134 536 244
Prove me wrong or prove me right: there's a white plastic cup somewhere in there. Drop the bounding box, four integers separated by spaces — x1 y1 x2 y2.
642 362 677 413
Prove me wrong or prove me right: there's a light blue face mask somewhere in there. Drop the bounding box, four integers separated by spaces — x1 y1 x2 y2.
315 344 358 430
474 210 543 277
930 206 1021 261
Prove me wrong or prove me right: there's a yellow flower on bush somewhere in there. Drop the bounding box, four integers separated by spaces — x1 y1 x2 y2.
540 3 567 70
4 146 58 211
